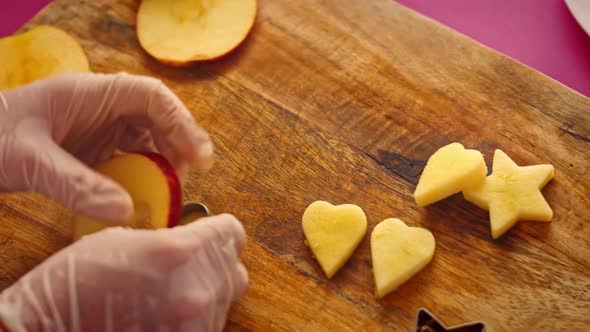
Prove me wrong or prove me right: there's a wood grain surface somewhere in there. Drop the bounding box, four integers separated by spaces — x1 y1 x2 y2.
1 0 589 331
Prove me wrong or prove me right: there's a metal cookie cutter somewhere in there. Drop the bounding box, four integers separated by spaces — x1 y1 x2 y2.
178 202 212 225
416 308 485 332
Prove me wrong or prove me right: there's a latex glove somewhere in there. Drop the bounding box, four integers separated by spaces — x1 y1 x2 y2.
0 214 248 332
0 73 213 224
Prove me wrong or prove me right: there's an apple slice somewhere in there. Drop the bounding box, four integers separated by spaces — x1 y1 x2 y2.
72 152 182 241
0 25 90 91
137 0 257 66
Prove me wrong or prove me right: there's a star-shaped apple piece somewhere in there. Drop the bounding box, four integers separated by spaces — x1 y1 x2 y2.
463 149 554 239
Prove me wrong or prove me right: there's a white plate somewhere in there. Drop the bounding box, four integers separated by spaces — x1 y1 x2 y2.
565 0 590 37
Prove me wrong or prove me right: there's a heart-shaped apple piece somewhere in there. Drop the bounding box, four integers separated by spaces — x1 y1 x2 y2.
414 142 487 206
72 152 182 241
302 201 367 278
371 218 435 298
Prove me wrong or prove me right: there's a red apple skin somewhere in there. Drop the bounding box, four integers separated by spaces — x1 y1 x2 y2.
137 152 183 228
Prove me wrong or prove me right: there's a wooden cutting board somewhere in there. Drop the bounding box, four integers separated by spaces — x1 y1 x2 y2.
1 0 589 330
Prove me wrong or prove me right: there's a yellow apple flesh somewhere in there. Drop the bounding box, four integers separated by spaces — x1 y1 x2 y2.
414 143 487 207
371 219 435 298
137 0 257 65
72 152 182 240
0 25 90 91
302 201 367 278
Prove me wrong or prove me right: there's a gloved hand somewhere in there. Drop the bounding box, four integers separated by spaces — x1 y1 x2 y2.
0 72 213 224
0 214 248 331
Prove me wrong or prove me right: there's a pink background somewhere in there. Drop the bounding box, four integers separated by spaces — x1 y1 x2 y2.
2 0 590 97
